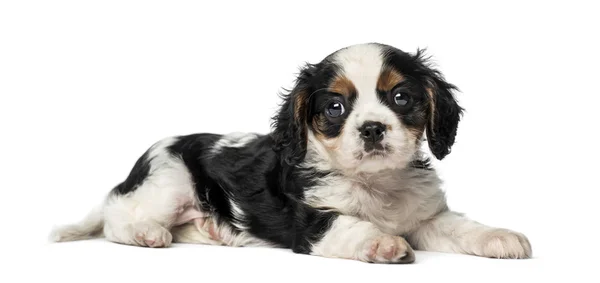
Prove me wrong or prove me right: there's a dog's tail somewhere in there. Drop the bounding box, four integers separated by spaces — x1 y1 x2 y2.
48 205 105 242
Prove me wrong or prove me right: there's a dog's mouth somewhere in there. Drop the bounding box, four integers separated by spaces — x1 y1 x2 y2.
355 144 393 160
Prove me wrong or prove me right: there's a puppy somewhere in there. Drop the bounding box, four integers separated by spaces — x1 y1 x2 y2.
50 43 531 263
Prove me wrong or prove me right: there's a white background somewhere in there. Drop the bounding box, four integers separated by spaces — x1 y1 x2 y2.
1 0 599 282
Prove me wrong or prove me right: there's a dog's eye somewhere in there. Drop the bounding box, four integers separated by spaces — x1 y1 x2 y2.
394 91 410 106
325 101 345 118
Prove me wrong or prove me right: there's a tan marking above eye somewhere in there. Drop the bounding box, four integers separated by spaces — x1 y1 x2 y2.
377 67 405 91
328 75 356 97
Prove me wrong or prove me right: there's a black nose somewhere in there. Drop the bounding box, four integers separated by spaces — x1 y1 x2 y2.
359 121 386 144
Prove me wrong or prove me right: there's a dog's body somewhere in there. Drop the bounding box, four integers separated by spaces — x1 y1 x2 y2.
50 43 531 263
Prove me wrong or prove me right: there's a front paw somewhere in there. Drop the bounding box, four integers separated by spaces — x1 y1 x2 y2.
361 235 415 264
478 229 532 259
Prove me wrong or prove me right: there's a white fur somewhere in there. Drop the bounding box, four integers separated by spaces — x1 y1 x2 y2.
310 216 380 260
171 219 223 246
310 215 414 263
102 137 195 246
50 135 270 248
302 142 447 235
407 211 532 259
49 205 105 242
228 198 248 231
206 222 275 247
304 132 531 259
211 132 259 155
171 217 274 248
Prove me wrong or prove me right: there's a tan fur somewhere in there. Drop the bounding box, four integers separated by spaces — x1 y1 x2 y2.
426 87 436 131
377 67 405 91
293 91 308 122
328 75 357 97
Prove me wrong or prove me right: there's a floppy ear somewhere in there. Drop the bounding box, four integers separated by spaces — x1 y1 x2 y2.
414 50 464 160
271 64 316 166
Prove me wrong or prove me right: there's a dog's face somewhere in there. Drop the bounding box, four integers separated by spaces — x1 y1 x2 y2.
272 43 462 173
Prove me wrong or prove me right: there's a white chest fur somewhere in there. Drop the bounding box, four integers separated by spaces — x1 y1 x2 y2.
303 168 448 235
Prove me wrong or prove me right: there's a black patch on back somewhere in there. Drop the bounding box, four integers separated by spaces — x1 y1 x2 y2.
164 133 339 250
167 133 224 213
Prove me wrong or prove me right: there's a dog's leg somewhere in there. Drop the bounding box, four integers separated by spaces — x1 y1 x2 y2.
103 192 178 248
302 214 415 264
102 138 201 248
407 210 532 259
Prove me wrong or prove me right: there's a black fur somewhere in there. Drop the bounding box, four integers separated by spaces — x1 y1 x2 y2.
109 133 338 251
409 157 433 170
271 60 340 167
414 50 463 160
381 45 464 160
270 64 315 168
112 150 152 195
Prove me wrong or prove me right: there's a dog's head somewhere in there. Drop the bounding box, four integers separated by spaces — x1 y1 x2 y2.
272 43 463 173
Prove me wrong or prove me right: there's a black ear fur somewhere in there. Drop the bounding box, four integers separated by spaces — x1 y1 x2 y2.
271 64 316 166
413 49 464 160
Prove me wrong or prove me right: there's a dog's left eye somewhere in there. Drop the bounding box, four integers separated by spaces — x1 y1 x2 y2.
325 101 345 118
394 92 410 106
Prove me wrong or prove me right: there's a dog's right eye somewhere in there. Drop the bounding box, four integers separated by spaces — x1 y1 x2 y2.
325 101 345 118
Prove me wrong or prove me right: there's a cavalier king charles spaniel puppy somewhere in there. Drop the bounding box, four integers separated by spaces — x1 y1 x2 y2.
50 43 532 263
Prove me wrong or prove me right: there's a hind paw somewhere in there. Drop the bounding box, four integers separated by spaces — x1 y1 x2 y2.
132 222 173 248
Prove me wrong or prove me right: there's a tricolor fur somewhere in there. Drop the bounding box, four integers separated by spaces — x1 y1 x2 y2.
50 43 531 263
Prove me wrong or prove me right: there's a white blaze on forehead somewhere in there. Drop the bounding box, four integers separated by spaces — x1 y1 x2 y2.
332 44 395 127
332 44 384 97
